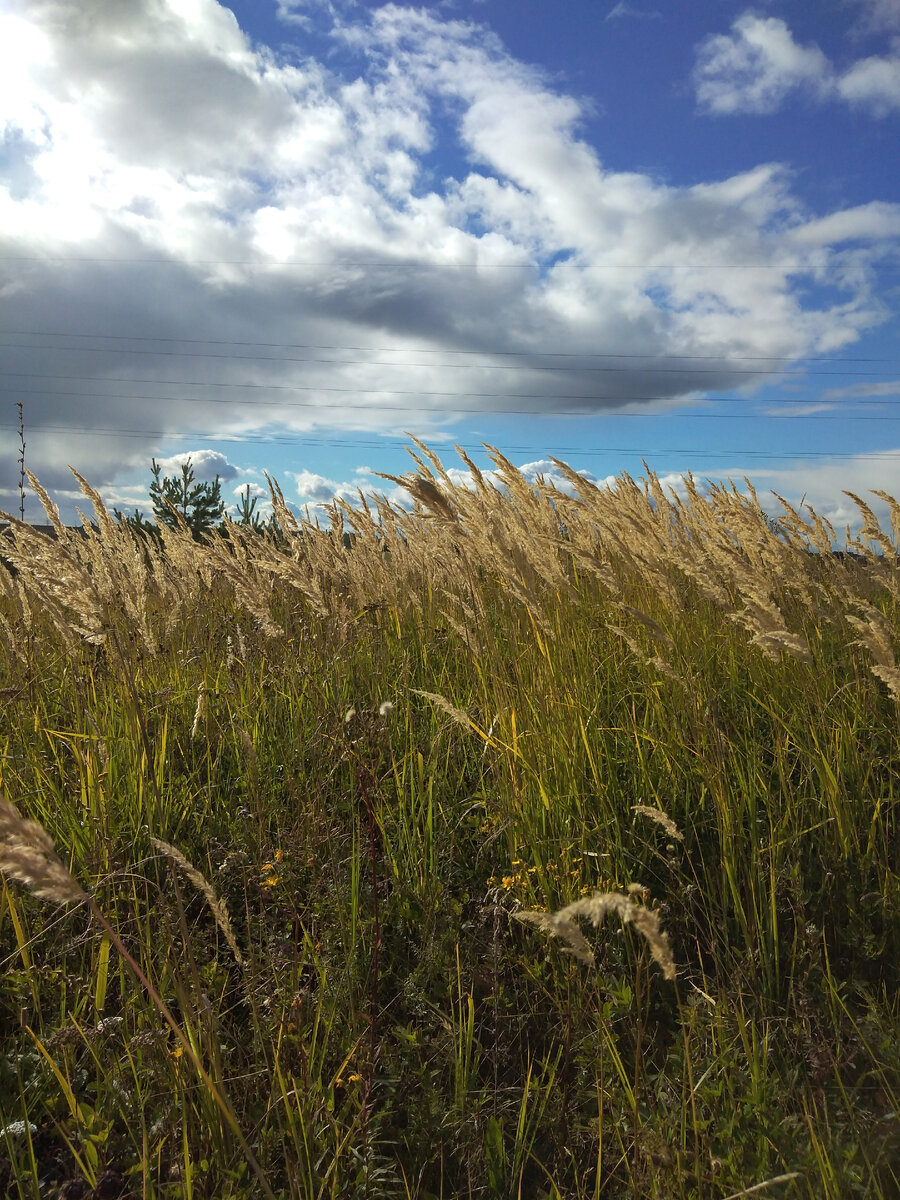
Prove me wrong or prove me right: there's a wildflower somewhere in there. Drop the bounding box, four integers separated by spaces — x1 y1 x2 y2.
1 1120 37 1138
378 701 394 717
261 858 282 887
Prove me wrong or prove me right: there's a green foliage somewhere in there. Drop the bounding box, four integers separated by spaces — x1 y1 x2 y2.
234 484 269 534
116 457 226 541
148 457 225 540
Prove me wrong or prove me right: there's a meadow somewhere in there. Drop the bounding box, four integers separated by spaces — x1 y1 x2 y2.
0 439 897 1199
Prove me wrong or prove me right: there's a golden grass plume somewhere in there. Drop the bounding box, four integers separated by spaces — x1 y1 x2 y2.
633 804 684 842
0 795 88 905
516 889 676 981
151 837 244 967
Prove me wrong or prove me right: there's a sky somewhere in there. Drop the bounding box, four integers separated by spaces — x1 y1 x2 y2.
1 0 899 530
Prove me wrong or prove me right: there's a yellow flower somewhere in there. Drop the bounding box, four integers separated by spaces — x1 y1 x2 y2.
275 849 284 863
347 1073 362 1084
260 874 280 888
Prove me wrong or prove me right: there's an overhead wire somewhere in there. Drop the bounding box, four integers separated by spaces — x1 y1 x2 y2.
1 328 897 364
5 254 895 270
4 330 897 463
4 384 900 417
0 341 893 376
1 422 899 462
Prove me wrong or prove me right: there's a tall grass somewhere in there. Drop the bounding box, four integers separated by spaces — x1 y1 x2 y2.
0 441 897 1198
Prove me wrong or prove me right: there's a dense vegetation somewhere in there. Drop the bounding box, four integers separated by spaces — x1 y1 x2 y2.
0 440 897 1199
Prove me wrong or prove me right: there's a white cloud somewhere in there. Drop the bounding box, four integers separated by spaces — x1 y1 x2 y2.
0 0 898 511
694 10 900 117
822 379 900 401
851 0 900 35
693 14 832 115
442 458 616 497
233 480 268 498
153 450 240 481
743 453 900 534
289 455 616 512
291 468 366 506
837 47 900 115
760 401 838 416
605 3 661 21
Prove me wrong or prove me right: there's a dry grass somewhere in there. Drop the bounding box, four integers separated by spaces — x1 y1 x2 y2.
150 837 245 967
632 804 684 842
0 794 87 905
1 441 898 1198
516 889 677 980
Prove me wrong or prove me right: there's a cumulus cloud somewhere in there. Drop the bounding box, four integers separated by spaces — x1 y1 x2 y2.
694 10 900 116
292 468 367 507
289 455 618 517
837 50 900 115
742 453 900 535
153 450 240 481
851 0 900 36
233 480 268 499
0 0 898 513
694 15 831 115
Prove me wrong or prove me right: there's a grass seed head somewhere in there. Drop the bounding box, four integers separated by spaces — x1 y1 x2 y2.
0 796 88 905
633 805 684 842
517 889 677 981
151 837 244 967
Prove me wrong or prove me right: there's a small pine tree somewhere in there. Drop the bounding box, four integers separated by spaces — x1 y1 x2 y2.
148 457 225 540
234 485 267 533
116 458 225 542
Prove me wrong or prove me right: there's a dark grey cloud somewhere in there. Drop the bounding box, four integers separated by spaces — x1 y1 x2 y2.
1 0 898 517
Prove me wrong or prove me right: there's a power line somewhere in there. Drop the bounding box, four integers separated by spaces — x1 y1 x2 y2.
5 385 900 417
3 421 899 461
1 340 893 377
2 254 885 270
2 328 896 365
6 369 900 403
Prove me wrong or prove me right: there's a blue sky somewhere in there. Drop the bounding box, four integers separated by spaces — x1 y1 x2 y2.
1 0 899 528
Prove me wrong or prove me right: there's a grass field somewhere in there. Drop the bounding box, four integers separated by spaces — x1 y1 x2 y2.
0 440 898 1199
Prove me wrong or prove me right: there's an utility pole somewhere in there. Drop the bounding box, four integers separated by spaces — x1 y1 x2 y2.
16 401 25 522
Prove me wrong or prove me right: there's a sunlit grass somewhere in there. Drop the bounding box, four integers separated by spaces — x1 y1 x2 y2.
0 442 898 1198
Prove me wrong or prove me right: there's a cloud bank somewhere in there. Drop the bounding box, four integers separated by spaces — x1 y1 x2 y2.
694 11 900 117
0 0 898 503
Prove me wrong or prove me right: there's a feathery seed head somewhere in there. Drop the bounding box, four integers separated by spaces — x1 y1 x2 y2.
517 889 677 981
0 796 88 905
151 837 244 966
